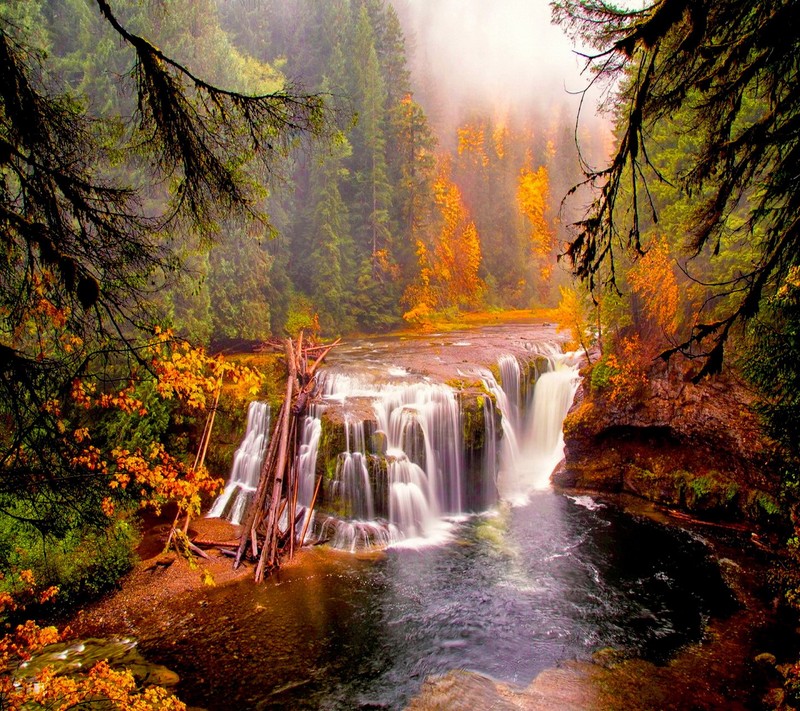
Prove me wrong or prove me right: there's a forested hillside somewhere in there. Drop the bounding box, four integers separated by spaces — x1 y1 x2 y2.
213 0 599 337
29 0 599 343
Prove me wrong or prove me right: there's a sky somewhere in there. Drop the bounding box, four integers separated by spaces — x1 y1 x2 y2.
393 0 602 132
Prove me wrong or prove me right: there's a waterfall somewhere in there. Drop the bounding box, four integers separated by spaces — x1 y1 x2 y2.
207 401 270 525
214 343 579 549
308 373 468 548
483 349 580 503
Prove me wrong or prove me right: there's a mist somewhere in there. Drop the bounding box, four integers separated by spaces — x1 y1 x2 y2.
394 0 601 137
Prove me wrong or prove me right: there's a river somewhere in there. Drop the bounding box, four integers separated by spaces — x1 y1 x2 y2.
148 323 744 709
69 324 772 709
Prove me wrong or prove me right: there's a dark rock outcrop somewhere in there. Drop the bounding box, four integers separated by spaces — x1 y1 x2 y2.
554 360 780 525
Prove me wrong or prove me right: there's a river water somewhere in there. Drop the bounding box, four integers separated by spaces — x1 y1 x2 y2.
154 494 734 710
165 324 739 709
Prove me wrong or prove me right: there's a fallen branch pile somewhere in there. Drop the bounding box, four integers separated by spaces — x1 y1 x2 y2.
234 334 339 581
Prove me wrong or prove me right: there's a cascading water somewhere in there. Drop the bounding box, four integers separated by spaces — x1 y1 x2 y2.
482 347 580 503
211 341 579 548
207 401 270 525
311 375 467 549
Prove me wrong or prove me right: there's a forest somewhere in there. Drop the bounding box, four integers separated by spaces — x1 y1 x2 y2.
2 0 800 708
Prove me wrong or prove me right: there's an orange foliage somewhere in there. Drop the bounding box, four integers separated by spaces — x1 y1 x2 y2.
11 270 84 360
554 285 592 356
456 123 488 167
110 444 222 517
0 572 185 711
403 161 485 319
604 336 649 406
517 164 554 279
66 331 261 518
26 661 186 710
430 166 484 308
493 124 508 160
150 329 262 410
628 236 680 341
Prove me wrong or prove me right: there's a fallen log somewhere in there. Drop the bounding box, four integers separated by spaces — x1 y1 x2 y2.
228 332 339 582
255 339 297 582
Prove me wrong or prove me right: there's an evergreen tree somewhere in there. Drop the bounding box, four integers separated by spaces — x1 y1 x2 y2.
555 0 800 377
308 134 356 334
0 0 324 528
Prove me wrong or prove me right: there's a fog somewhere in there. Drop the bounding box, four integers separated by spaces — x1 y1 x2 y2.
394 0 604 139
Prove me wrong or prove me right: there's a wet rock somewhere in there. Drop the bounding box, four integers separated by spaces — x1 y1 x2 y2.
406 669 518 711
592 647 628 669
16 637 180 688
755 652 777 667
558 360 779 526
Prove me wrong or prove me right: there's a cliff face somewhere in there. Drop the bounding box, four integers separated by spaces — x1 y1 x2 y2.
554 360 782 525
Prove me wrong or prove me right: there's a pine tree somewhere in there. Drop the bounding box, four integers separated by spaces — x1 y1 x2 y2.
555 0 800 376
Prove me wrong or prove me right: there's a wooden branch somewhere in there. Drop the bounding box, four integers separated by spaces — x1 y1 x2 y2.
234 400 285 568
255 338 296 582
183 379 222 534
307 338 341 379
187 540 211 560
298 475 323 548
230 335 341 580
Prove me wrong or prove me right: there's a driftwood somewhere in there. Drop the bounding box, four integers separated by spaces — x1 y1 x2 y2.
231 332 339 582
298 475 323 547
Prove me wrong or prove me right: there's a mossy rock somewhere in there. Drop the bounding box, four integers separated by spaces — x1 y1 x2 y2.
623 466 684 506
743 490 782 525
370 430 388 456
562 401 595 439
528 354 552 381
682 471 740 516
460 390 493 451
317 410 352 479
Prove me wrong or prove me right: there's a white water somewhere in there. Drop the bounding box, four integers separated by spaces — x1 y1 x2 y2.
482 348 581 504
207 401 270 525
212 345 580 548
310 375 466 548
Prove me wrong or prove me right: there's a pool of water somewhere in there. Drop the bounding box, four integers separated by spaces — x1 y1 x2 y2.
143 492 736 710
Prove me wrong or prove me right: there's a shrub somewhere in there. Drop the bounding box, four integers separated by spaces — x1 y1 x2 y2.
0 506 139 618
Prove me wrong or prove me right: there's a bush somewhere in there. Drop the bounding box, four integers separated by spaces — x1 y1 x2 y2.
590 355 618 392
0 505 139 619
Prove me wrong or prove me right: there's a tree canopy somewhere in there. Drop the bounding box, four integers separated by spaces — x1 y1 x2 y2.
0 0 323 542
555 0 800 378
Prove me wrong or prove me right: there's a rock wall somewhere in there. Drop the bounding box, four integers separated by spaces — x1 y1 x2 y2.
553 360 782 526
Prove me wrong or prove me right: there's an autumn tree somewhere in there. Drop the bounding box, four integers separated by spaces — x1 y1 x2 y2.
403 159 485 319
554 284 594 361
451 114 555 307
627 235 680 349
517 162 556 282
555 0 800 377
390 93 438 283
0 0 323 593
